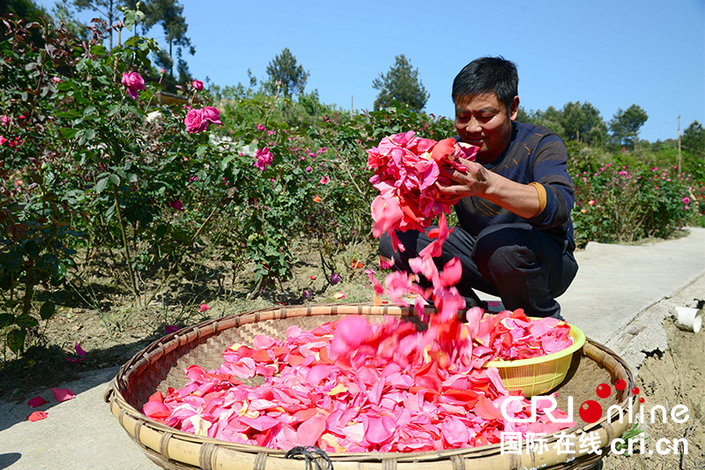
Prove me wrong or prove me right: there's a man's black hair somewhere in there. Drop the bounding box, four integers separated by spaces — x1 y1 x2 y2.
452 56 518 112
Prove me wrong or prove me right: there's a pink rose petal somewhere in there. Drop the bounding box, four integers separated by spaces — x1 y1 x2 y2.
165 325 180 334
28 396 47 408
364 416 396 444
74 342 86 357
296 415 326 446
51 388 76 403
240 415 280 431
28 411 48 422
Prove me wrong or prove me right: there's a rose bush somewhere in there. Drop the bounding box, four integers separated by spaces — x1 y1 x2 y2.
0 8 702 359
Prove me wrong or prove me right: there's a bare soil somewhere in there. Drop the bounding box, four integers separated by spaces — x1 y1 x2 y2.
1 240 703 469
602 275 705 470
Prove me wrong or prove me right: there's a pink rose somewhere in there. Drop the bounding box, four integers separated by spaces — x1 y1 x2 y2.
121 71 145 100
202 106 221 125
255 147 273 171
192 79 204 91
184 108 207 133
169 200 184 211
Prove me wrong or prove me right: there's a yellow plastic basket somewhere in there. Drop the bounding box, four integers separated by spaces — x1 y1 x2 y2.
484 322 586 397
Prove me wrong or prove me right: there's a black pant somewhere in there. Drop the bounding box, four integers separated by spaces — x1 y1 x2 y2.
378 223 578 319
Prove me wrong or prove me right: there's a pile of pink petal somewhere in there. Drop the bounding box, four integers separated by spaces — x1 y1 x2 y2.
143 308 574 452
367 131 478 241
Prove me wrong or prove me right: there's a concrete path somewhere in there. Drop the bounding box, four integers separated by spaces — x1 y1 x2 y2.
1 227 703 470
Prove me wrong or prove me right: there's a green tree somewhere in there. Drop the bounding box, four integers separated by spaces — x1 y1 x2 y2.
610 104 648 149
532 106 566 140
72 0 123 49
175 46 192 84
560 101 605 144
143 0 194 77
372 54 429 112
682 120 705 159
50 0 89 40
265 47 310 122
1 0 49 44
1 0 47 20
516 106 534 124
265 47 309 98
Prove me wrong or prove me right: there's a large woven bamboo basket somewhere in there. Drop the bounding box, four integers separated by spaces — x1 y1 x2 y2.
105 303 636 470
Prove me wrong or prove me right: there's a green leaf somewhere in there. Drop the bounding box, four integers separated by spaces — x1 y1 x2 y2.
84 106 96 116
51 261 67 285
155 224 168 239
220 154 236 171
196 145 208 157
62 128 79 139
90 45 107 55
79 128 96 146
6 329 25 353
23 240 40 258
40 301 56 320
2 251 24 270
0 314 14 328
15 314 38 329
172 229 191 243
105 203 116 222
109 174 121 186
96 177 109 194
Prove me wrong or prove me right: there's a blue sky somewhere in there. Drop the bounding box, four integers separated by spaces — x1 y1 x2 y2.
40 0 704 143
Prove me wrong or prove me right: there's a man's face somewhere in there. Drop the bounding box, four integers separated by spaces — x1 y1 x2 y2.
454 93 519 163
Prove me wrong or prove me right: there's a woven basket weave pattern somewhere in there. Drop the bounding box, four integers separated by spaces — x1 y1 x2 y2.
106 304 635 470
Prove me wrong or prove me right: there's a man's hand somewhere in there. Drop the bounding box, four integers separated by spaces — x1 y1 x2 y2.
436 157 491 199
436 156 543 219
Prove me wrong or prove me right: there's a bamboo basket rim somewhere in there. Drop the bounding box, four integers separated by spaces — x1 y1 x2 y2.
105 302 636 469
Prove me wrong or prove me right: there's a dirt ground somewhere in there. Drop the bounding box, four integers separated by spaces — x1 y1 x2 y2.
601 274 705 470
0 240 703 469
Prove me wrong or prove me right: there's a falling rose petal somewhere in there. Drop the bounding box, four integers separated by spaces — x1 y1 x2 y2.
330 316 373 358
333 291 346 299
51 388 76 403
438 257 462 287
74 342 87 357
65 357 84 364
364 269 384 295
379 255 395 269
371 195 404 239
28 396 47 408
28 411 48 422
